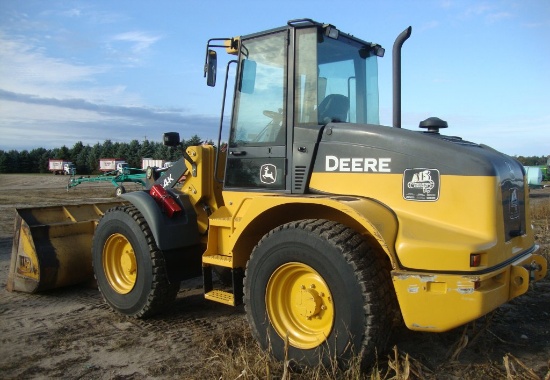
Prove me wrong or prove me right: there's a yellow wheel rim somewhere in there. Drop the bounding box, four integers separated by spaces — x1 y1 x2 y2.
103 233 137 294
266 262 334 349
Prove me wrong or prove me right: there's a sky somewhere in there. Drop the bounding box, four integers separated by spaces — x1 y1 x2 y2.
0 0 548 156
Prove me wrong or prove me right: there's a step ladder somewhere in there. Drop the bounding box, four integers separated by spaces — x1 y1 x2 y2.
203 263 243 306
202 205 245 306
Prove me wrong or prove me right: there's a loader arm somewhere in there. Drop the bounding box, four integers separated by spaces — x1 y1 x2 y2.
145 143 225 235
148 154 192 190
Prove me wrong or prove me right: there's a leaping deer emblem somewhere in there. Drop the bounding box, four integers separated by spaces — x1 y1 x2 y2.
260 164 277 184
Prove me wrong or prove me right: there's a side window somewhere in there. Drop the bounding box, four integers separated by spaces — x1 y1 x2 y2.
230 32 287 146
318 60 354 123
294 29 318 125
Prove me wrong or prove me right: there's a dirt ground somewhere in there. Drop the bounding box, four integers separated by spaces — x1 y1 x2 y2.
0 174 549 379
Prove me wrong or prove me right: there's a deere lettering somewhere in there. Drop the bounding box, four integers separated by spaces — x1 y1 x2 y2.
325 155 391 172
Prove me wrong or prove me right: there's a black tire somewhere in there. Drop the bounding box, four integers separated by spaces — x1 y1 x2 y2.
115 185 126 197
244 219 394 369
92 205 179 318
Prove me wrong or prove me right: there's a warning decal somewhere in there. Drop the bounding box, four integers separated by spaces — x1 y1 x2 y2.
403 168 440 202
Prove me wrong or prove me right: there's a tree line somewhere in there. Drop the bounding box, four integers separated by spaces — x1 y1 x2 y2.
0 139 546 175
516 155 549 167
0 135 212 174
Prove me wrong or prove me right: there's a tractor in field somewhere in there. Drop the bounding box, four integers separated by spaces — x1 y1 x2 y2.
8 19 547 369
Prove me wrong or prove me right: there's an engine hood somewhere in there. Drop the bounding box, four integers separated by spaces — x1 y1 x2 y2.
310 123 526 243
313 123 522 177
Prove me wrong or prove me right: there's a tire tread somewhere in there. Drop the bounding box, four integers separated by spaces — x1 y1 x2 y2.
93 205 179 319
244 218 395 368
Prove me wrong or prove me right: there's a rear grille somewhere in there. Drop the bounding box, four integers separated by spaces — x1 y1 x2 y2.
501 179 526 241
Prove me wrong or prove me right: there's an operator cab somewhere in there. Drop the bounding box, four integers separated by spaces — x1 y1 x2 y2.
205 19 384 192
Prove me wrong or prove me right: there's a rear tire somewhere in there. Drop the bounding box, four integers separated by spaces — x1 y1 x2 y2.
92 205 179 318
244 219 394 369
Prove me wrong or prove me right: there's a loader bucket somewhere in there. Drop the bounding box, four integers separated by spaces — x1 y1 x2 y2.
7 201 124 293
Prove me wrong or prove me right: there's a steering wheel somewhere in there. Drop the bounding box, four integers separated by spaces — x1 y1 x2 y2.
263 109 283 121
254 109 283 142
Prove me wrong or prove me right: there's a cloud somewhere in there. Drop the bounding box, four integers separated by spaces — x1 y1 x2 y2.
438 0 453 9
486 11 512 23
0 28 196 151
0 93 221 150
112 31 162 53
464 3 494 17
61 8 82 18
462 3 513 23
47 5 126 25
106 31 163 64
418 21 440 32
0 89 186 123
0 33 108 97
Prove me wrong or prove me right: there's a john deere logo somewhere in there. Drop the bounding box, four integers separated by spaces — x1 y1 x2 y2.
260 164 277 184
509 188 519 219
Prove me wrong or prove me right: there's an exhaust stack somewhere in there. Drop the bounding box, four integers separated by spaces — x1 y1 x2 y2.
393 26 412 128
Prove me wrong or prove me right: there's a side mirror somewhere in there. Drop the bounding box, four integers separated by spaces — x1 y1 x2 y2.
206 49 217 87
239 59 257 94
163 132 180 147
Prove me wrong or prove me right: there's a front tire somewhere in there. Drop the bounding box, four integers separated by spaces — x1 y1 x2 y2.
244 219 394 368
92 205 179 318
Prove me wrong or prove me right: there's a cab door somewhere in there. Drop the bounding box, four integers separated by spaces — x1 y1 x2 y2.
224 30 288 191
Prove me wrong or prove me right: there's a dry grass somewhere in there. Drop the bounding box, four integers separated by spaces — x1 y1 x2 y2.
194 322 371 379
531 198 550 261
196 324 550 380
531 199 550 222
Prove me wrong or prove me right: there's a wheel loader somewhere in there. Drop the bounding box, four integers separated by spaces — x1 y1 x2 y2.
7 19 547 369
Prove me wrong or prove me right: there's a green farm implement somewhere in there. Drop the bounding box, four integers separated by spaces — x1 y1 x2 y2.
67 167 147 196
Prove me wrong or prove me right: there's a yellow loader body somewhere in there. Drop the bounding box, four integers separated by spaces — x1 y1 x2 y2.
203 189 547 332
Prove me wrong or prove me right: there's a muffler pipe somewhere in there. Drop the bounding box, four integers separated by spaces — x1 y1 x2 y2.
393 26 412 128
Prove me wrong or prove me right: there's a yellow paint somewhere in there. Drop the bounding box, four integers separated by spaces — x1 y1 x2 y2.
266 262 334 349
204 191 399 269
17 225 39 280
309 172 536 271
181 145 224 234
204 290 235 306
102 233 137 294
8 201 123 293
392 251 545 331
225 37 240 55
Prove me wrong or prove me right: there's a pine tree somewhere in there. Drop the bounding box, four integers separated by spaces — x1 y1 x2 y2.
102 140 115 158
0 150 7 173
88 143 102 173
126 140 141 168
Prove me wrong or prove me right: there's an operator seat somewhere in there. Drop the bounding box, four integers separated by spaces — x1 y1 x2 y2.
318 94 349 124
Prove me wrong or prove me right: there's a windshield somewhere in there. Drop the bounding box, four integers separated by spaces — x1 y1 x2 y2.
294 28 380 126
